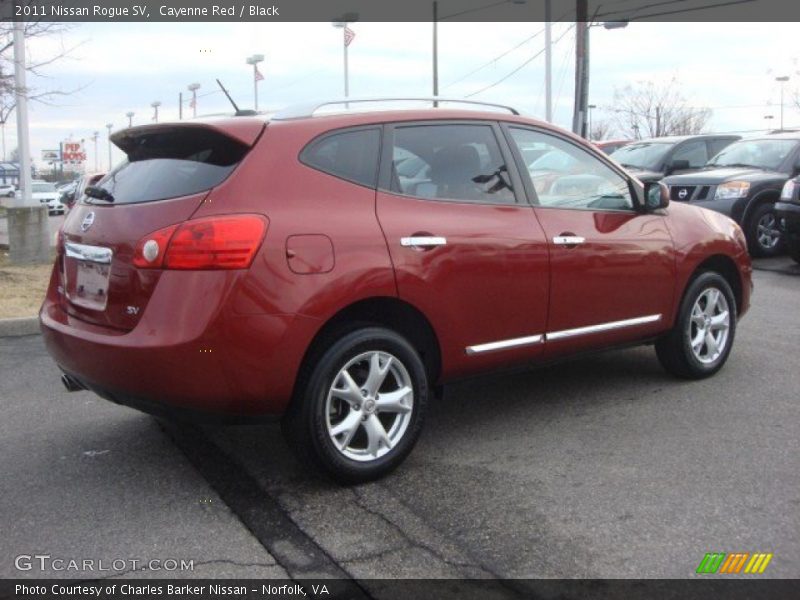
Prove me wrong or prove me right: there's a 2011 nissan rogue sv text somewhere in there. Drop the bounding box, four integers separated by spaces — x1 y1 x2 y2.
40 99 752 483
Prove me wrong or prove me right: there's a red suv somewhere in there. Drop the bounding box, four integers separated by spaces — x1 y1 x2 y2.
40 99 752 483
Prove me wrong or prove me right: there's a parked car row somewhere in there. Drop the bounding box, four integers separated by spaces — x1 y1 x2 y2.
598 132 800 257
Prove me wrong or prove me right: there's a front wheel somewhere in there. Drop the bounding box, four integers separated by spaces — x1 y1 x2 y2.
282 327 429 484
656 272 737 379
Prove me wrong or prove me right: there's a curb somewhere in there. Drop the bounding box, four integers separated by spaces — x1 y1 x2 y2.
0 317 40 337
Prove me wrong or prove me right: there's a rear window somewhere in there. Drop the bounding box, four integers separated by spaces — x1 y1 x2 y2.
85 127 250 205
300 128 381 188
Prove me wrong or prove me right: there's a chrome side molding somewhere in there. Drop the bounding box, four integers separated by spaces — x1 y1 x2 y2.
465 314 662 355
466 334 544 355
546 314 662 341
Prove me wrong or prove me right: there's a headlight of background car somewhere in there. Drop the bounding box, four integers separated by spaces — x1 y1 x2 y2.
714 181 750 200
780 179 797 200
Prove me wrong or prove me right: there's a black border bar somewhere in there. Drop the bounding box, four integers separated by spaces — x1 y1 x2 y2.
2 0 800 22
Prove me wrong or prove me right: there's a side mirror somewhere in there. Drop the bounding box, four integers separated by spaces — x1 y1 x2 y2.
666 159 691 175
644 181 669 210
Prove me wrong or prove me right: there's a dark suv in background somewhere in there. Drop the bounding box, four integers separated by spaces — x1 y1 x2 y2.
664 132 800 257
611 134 740 183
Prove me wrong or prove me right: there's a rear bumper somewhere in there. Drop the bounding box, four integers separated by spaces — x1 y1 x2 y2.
40 269 321 418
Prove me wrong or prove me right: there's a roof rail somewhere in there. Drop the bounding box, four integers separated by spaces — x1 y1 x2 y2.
271 97 520 120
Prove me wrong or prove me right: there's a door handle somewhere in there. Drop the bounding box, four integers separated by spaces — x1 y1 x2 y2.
552 235 586 246
400 236 447 249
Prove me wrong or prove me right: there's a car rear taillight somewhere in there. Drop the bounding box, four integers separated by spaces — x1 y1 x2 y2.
133 215 267 270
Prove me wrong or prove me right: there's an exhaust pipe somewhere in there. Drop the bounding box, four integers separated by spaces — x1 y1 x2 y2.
61 373 85 392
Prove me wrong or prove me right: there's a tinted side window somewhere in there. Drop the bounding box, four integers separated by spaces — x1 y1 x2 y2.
509 127 633 211
390 124 515 204
301 128 381 188
672 140 708 168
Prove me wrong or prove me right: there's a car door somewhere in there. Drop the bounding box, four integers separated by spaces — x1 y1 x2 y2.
504 125 676 358
376 121 550 379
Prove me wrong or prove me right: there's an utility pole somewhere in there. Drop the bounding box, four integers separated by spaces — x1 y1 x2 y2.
105 123 113 171
433 1 439 98
571 0 588 136
9 20 49 264
92 131 99 171
179 92 183 120
188 83 200 118
776 75 789 131
545 0 552 122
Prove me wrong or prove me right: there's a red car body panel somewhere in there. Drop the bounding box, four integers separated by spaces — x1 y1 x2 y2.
39 110 752 419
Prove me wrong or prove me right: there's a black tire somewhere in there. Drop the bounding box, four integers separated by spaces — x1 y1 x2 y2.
282 327 429 484
789 244 800 265
655 272 737 379
746 203 783 257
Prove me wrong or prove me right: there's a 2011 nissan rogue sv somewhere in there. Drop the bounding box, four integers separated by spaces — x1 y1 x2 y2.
40 99 752 483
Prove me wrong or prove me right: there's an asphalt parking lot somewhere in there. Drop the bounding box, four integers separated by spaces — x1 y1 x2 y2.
1 260 798 587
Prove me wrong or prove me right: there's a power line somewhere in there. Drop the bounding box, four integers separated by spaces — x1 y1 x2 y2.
465 24 575 99
442 8 575 91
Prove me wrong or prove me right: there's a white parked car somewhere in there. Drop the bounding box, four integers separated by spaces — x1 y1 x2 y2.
28 181 65 215
0 182 16 197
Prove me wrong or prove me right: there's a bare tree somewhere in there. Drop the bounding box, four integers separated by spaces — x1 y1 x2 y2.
610 78 712 139
0 18 84 134
590 119 614 141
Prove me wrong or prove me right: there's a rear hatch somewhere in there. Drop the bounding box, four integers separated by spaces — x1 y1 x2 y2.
58 121 263 331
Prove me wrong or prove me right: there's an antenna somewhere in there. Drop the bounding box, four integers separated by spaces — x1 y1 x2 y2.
216 79 257 117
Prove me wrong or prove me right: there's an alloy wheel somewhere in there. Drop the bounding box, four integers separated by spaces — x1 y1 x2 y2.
325 351 414 462
688 287 731 365
757 211 781 250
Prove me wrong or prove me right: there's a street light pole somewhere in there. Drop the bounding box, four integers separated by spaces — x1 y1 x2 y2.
545 0 552 122
12 22 32 209
188 83 201 118
92 131 99 171
332 16 357 98
246 54 264 110
776 75 789 131
151 101 161 123
105 123 113 171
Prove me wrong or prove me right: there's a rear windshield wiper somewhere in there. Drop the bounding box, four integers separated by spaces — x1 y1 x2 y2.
84 185 115 203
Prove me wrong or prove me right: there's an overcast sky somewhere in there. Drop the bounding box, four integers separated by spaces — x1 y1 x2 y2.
6 20 800 172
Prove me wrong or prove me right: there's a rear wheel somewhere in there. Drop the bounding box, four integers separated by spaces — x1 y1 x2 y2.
656 272 736 379
282 327 429 484
746 203 783 257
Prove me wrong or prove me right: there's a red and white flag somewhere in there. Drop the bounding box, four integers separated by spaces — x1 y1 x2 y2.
344 26 356 47
255 65 265 82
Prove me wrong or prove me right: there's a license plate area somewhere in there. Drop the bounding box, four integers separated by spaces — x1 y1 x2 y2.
64 242 113 311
